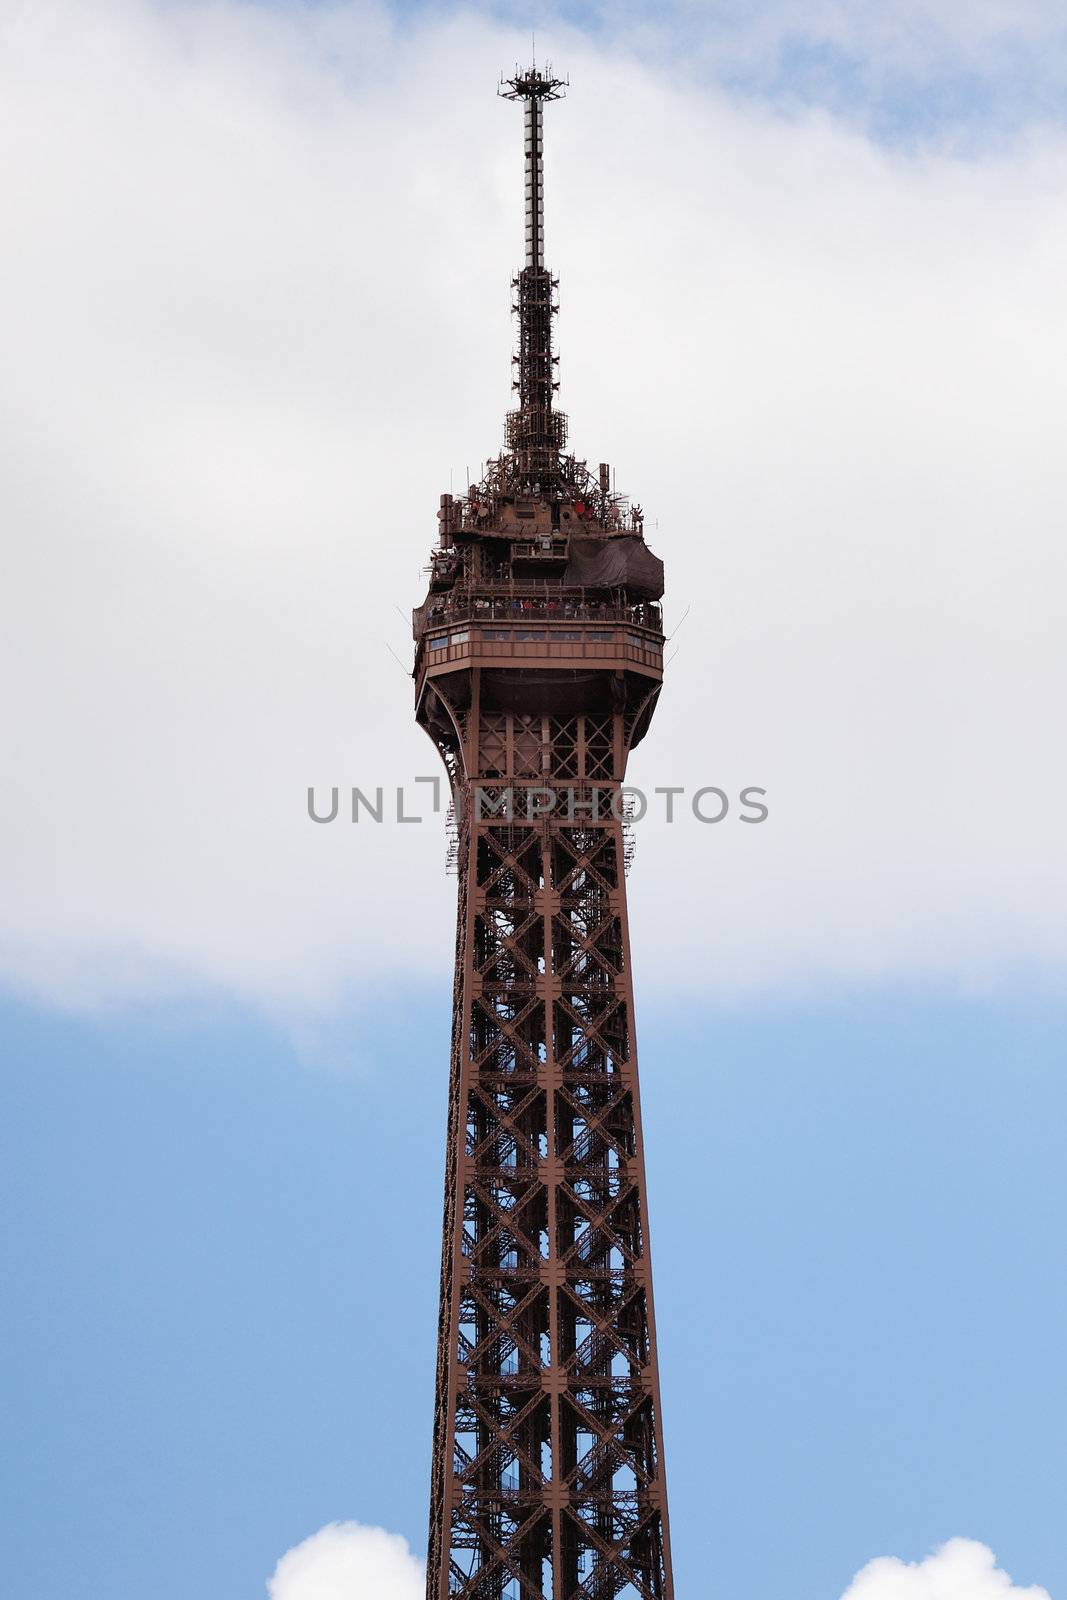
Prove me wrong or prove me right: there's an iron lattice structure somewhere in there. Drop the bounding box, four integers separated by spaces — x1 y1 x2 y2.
414 68 674 1600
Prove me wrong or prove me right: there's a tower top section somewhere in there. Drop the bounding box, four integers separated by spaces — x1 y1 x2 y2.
415 67 663 687
428 68 652 538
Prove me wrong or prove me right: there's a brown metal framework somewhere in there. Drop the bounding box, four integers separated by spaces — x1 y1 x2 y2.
415 68 674 1600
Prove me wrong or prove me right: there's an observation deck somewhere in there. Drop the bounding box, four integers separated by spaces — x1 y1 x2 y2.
415 591 664 681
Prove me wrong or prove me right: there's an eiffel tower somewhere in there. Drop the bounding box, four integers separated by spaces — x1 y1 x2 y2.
414 66 674 1600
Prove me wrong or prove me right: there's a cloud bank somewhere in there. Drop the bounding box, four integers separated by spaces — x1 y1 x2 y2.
268 1527 1047 1599
2 0 1067 1022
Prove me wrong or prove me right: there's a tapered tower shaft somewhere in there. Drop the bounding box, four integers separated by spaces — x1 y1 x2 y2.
415 70 674 1600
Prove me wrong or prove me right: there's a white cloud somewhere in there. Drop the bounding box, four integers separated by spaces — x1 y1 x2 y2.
842 1538 1050 1599
267 1522 424 1600
2 0 1067 1024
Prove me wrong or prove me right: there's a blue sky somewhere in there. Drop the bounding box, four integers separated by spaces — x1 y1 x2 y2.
4 988 1065 1596
2 1 1066 1597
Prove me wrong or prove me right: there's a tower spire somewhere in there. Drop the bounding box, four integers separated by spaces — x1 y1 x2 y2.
500 65 567 484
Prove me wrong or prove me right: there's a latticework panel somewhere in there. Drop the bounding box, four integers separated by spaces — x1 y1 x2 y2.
427 714 673 1600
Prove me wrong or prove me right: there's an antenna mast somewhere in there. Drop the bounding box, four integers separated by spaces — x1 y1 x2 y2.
500 66 568 485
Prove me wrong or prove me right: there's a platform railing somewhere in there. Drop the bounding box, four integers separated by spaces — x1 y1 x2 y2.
418 589 662 633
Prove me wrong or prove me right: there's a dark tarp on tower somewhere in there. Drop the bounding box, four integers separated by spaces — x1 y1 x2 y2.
563 535 665 598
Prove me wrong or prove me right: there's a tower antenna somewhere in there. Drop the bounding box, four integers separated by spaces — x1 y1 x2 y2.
499 64 568 484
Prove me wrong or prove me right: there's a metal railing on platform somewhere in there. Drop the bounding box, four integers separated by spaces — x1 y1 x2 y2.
419 590 662 632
